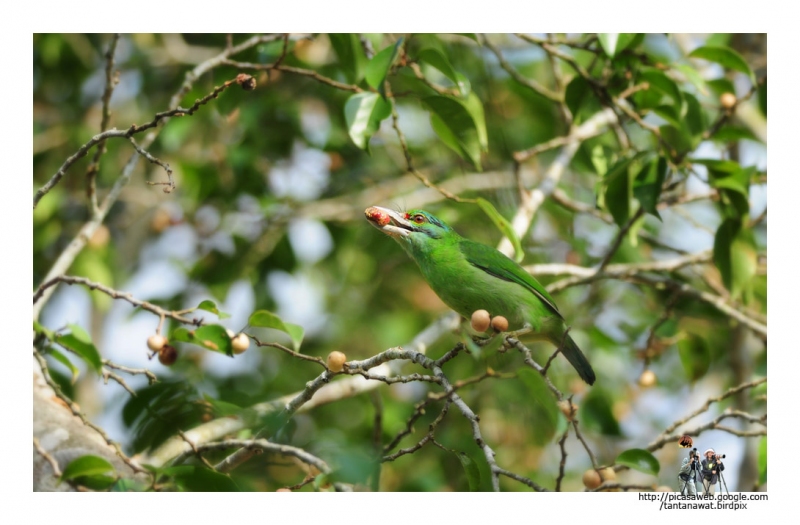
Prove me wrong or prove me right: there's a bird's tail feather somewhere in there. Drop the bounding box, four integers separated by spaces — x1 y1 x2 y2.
562 335 596 385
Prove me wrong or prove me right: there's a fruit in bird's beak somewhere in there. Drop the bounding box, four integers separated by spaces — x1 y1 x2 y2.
365 206 391 226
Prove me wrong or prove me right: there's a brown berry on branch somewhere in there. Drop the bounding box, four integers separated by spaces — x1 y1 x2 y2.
158 344 178 366
236 73 257 91
582 469 602 490
491 315 508 332
327 351 346 372
470 309 490 332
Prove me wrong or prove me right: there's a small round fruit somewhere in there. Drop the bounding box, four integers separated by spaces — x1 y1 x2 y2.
599 467 616 482
147 335 167 351
582 469 602 490
639 369 657 387
88 225 110 249
158 345 178 366
720 92 737 109
491 315 509 332
226 329 235 338
276 488 291 492
558 400 578 420
656 485 672 492
327 351 347 372
232 333 250 354
470 309 491 332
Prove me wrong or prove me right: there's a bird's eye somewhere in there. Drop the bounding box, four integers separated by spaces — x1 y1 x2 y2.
413 214 425 224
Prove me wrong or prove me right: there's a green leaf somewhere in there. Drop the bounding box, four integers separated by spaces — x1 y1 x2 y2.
682 92 707 139
170 324 234 356
476 198 523 263
329 33 367 84
344 92 391 151
196 300 230 319
61 455 116 483
517 368 564 446
604 157 635 228
675 64 708 95
659 124 693 158
248 310 305 352
454 451 481 491
422 95 484 170
565 75 601 123
56 324 102 374
582 388 622 436
365 38 404 91
33 320 55 341
689 45 756 84
758 78 767 116
454 72 472 96
47 347 80 384
713 219 758 300
633 156 667 220
706 78 737 98
639 68 683 107
758 437 767 485
463 92 488 151
598 33 638 58
417 48 468 96
455 33 479 43
616 448 660 476
712 125 761 143
677 332 711 382
173 466 240 492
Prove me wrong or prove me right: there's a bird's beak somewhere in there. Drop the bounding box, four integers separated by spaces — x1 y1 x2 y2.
365 206 415 238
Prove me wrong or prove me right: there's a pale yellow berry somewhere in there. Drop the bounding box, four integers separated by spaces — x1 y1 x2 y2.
147 334 167 351
491 315 509 332
470 310 491 332
232 333 250 354
656 485 673 492
720 92 737 109
557 400 578 421
639 369 657 388
599 467 616 482
582 469 602 490
327 351 347 372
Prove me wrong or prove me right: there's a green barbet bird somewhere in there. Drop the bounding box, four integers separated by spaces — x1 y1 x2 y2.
365 206 596 385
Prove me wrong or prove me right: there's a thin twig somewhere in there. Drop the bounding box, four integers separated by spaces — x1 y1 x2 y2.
33 437 62 477
482 35 562 102
86 33 121 212
33 275 201 326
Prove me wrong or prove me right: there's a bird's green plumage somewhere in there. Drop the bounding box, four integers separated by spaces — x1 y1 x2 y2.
365 207 595 385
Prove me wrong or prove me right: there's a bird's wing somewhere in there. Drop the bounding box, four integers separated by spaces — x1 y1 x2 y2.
459 239 563 319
